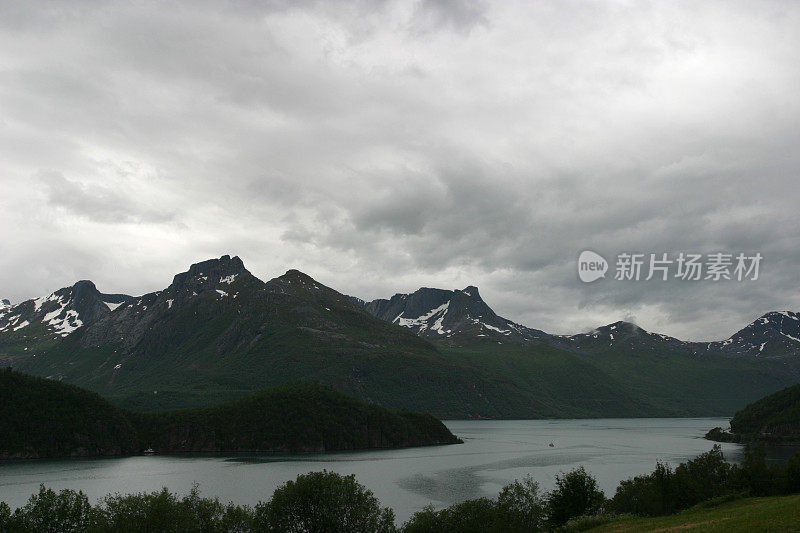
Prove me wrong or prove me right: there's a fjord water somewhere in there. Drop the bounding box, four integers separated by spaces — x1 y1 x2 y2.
0 418 746 522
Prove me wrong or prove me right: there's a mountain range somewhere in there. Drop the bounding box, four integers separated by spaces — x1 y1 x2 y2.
357 285 800 359
2 255 799 418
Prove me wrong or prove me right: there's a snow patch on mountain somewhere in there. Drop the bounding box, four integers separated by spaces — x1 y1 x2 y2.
396 301 450 333
483 323 511 335
33 293 60 312
104 301 124 311
430 302 451 334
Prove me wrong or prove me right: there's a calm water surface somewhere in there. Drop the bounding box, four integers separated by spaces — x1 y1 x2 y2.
0 418 767 522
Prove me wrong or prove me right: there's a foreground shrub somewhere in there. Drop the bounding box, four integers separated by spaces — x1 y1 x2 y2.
547 466 605 526
496 475 546 531
732 442 776 496
786 453 800 494
610 462 674 517
405 498 501 533
94 484 253 532
254 470 396 533
611 447 733 517
0 502 10 528
403 476 545 532
672 445 732 507
9 485 93 532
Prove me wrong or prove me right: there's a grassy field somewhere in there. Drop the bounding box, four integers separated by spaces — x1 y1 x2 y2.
587 494 800 532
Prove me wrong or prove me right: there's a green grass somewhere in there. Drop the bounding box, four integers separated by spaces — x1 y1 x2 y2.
587 494 800 532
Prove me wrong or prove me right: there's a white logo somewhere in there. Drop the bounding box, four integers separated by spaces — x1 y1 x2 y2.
578 251 608 283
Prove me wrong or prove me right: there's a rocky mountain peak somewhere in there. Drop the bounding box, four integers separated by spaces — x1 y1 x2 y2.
170 255 249 290
707 310 800 357
601 321 643 334
266 269 337 299
362 285 546 343
460 286 480 298
280 269 318 284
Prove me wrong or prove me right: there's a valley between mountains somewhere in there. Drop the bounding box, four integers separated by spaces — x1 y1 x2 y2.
2 255 799 418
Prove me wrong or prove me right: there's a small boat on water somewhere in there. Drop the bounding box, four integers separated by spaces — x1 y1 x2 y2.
143 448 156 455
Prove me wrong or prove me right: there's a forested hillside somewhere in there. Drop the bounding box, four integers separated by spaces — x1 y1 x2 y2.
0 370 459 460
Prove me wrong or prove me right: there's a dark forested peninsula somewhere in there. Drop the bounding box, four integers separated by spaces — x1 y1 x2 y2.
707 382 800 444
0 369 460 460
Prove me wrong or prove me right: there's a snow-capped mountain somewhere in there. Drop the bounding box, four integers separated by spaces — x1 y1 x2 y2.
4 254 800 418
0 281 131 355
361 286 800 360
553 320 696 354
74 254 264 352
696 311 800 358
13 255 499 415
360 286 548 343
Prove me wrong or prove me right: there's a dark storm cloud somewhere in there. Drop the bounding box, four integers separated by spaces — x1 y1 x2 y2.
1 0 798 340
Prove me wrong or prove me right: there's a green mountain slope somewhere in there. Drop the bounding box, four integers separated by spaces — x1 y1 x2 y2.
11 256 651 418
0 368 138 459
8 255 799 419
566 341 797 417
727 383 800 437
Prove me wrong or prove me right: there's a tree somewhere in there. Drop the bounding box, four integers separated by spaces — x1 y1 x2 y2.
547 467 605 526
496 475 545 531
12 485 93 532
0 502 11 529
254 470 396 533
673 445 731 507
734 442 775 496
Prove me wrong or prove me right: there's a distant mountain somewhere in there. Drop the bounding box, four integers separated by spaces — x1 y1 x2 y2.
359 286 548 344
6 255 800 419
361 285 800 416
694 311 800 358
0 280 131 357
362 286 800 361
554 321 693 354
15 256 576 417
553 312 800 360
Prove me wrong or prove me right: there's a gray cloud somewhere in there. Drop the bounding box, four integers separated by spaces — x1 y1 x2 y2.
38 171 177 224
1 0 798 341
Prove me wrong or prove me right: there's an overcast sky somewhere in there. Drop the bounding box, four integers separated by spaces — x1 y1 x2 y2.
1 0 798 340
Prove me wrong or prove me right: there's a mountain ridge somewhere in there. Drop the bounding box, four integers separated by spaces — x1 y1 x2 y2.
357 286 800 359
3 255 799 419
0 280 132 358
